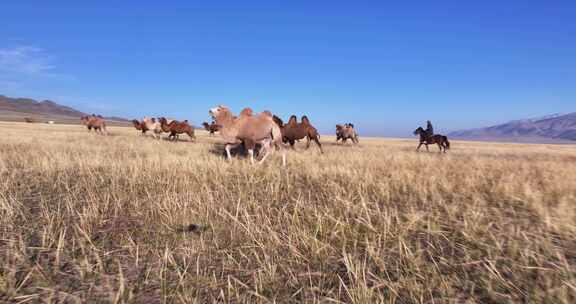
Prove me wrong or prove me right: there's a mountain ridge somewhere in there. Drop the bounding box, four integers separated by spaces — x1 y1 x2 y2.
0 94 128 123
450 112 576 142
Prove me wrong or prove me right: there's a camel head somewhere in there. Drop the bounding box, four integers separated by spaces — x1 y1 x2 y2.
202 122 210 130
131 119 141 127
209 105 233 123
336 124 343 131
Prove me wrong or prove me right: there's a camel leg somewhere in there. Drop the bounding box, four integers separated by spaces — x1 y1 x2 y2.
248 149 255 165
225 144 234 161
305 136 311 149
416 143 423 151
258 140 272 164
425 144 429 151
313 136 323 153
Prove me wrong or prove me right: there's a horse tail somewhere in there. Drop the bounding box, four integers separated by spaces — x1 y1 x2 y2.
444 137 450 149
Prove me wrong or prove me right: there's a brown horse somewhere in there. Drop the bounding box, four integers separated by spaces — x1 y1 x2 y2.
159 117 196 141
202 121 220 136
413 127 450 152
336 123 359 144
81 114 107 135
272 115 323 153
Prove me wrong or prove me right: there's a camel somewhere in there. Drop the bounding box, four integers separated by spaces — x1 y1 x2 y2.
202 121 220 136
209 105 286 166
272 115 323 153
336 124 359 144
81 114 107 135
159 117 196 141
141 117 163 139
132 119 146 134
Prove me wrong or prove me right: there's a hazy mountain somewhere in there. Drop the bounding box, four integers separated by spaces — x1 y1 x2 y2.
450 113 576 143
0 95 128 124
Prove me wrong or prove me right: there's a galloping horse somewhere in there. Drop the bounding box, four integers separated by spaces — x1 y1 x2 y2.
413 127 450 153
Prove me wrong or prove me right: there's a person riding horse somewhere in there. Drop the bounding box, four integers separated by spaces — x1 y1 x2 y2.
426 120 434 137
414 120 450 153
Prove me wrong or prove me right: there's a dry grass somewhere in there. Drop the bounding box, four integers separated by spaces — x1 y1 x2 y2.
1 121 575 303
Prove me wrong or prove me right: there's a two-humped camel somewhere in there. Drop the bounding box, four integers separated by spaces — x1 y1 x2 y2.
81 115 107 135
209 105 286 166
336 124 359 144
141 117 163 139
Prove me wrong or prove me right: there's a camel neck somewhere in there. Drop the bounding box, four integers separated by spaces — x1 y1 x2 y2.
215 112 234 127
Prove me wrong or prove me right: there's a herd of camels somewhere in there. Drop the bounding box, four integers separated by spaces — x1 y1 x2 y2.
81 105 449 165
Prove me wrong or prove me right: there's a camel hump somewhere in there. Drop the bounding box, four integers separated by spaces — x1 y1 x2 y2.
288 115 298 125
301 115 310 125
261 110 272 117
240 108 253 117
273 115 284 127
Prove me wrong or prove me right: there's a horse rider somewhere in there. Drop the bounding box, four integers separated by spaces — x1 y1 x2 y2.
426 120 434 139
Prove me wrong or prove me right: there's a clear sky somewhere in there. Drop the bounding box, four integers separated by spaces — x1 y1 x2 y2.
1 1 575 136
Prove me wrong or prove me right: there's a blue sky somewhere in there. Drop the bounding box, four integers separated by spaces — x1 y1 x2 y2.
1 1 575 136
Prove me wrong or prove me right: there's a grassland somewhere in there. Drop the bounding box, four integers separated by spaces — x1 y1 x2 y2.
0 121 575 303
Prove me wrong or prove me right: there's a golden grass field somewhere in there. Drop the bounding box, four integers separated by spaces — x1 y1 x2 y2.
1 121 575 303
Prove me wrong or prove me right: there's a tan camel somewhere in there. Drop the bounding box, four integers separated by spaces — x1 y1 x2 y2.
142 117 163 139
81 115 107 135
209 105 286 166
336 124 359 144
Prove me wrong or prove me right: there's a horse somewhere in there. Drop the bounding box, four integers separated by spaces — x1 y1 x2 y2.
413 127 450 152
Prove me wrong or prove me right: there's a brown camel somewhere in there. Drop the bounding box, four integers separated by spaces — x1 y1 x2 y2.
132 119 147 134
336 123 359 144
81 114 107 135
159 117 196 141
202 121 220 136
209 105 286 165
272 115 323 153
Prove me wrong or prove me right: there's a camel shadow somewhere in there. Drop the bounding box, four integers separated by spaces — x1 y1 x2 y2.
208 143 267 159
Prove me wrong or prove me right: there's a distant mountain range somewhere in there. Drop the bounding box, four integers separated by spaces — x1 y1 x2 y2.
450 113 576 143
0 95 128 124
